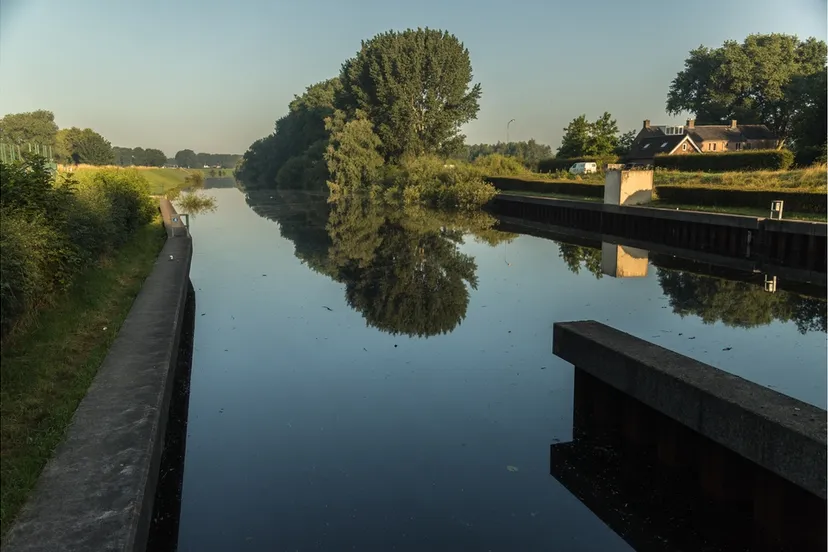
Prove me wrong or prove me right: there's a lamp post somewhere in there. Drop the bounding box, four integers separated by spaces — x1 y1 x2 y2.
506 119 515 144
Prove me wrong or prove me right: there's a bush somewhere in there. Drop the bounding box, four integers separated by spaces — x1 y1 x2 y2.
654 150 794 171
384 156 496 209
472 154 531 176
486 176 604 198
794 145 827 168
537 155 619 173
0 159 156 336
654 186 826 214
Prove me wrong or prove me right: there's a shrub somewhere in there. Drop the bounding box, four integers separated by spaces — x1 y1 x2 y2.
654 150 794 171
472 154 531 176
537 155 619 173
0 159 156 337
654 186 826 214
384 156 496 209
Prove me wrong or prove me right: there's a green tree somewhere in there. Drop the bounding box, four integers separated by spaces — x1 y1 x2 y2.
0 110 58 147
556 115 592 158
324 109 385 197
616 130 638 156
174 149 198 168
143 148 167 167
788 69 827 153
588 112 619 157
338 28 482 160
56 127 113 165
666 34 827 140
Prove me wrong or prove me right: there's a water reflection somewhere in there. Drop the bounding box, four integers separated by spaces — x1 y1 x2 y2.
549 238 825 334
244 190 517 336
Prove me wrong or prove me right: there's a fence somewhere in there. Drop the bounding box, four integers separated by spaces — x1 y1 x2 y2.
1 142 58 171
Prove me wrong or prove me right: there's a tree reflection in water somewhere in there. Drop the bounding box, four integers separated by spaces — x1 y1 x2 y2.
551 240 826 334
244 189 516 337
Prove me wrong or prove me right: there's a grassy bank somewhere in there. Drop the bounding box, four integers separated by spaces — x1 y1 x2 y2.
0 218 165 536
523 165 827 191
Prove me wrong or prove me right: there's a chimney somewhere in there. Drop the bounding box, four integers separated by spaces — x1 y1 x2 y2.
643 119 650 129
730 119 737 129
686 119 695 129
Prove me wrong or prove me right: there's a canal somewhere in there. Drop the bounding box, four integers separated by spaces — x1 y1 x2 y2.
175 187 826 551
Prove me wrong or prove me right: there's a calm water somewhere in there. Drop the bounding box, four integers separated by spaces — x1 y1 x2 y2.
176 187 826 551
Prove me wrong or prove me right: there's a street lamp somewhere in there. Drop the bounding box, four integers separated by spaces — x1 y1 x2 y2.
506 119 515 144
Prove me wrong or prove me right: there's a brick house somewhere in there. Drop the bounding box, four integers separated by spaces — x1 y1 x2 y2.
626 119 781 165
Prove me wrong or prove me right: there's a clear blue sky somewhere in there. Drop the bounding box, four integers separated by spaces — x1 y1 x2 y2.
1 0 824 156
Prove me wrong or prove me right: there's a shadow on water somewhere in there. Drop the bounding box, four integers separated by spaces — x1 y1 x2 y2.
550 369 827 552
243 189 518 337
146 280 195 551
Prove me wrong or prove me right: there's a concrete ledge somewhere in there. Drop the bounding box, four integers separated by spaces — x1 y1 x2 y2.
3 200 193 552
763 217 828 236
552 320 827 499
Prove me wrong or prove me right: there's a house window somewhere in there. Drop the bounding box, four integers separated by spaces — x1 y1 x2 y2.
643 143 650 149
745 142 751 150
734 142 742 151
682 144 687 151
661 142 668 148
709 143 717 151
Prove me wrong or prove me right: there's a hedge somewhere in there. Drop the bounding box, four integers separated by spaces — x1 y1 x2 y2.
654 186 826 214
537 156 619 173
486 176 603 198
654 150 794 171
0 158 156 336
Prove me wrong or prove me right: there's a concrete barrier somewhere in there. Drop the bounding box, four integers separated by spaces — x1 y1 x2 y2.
552 320 827 499
3 199 193 552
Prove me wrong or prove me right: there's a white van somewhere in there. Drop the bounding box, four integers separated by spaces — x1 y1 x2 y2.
569 162 598 175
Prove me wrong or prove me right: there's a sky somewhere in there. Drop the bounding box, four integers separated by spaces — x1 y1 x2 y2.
0 0 825 157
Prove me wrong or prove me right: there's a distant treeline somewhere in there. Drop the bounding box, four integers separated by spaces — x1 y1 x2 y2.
171 149 241 169
457 140 552 168
113 146 166 167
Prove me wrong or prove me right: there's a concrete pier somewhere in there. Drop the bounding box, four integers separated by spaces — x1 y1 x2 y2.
3 200 194 552
552 321 827 551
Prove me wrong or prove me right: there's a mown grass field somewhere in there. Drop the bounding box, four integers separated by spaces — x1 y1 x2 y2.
59 166 235 195
0 219 166 536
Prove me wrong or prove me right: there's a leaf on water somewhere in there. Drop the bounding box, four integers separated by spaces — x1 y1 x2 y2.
506 465 519 472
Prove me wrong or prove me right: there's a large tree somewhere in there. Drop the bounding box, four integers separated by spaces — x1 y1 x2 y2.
587 112 619 157
0 110 59 148
56 127 113 165
788 69 827 153
338 28 482 160
556 115 592 158
174 149 198 168
666 34 827 140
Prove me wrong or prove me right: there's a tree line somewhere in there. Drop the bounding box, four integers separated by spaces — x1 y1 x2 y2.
172 149 241 169
0 110 242 168
552 33 826 162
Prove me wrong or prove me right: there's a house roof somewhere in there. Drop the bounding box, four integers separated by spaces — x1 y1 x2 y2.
628 134 696 160
642 123 777 143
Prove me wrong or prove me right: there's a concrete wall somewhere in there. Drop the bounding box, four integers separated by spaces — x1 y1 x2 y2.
603 170 653 206
600 243 648 278
552 320 827 499
3 199 193 552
